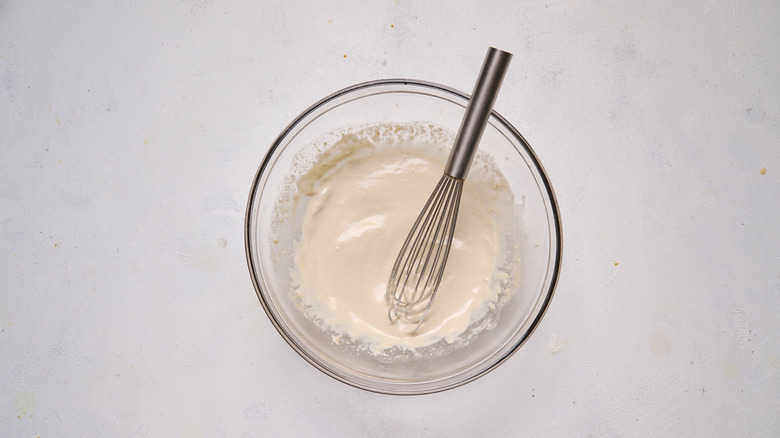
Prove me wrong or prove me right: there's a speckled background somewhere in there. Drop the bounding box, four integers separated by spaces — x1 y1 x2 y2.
1 0 778 436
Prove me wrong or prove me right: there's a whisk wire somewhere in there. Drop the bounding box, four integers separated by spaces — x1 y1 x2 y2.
432 180 461 300
408 177 451 303
415 177 459 304
386 175 463 329
390 176 446 304
391 178 443 305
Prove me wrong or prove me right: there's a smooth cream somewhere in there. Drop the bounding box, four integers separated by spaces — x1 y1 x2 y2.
293 132 504 353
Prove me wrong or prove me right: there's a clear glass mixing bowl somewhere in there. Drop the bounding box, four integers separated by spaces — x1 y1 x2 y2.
245 79 562 395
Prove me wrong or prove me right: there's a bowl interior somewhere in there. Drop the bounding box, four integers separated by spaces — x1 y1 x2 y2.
245 80 561 395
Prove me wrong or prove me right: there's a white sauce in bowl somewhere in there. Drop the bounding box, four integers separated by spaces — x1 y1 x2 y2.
293 131 507 353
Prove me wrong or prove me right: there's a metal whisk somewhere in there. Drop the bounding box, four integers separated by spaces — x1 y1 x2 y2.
386 47 512 329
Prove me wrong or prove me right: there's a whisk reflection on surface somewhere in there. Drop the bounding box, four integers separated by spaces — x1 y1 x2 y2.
386 175 463 329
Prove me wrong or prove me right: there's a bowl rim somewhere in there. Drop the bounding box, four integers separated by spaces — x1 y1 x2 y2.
244 78 563 395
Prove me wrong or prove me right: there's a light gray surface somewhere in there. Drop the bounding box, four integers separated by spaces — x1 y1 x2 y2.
2 0 778 436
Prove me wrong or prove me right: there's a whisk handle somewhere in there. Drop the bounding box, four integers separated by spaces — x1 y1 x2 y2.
444 47 512 180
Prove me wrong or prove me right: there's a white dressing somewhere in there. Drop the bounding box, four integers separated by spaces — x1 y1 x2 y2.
294 135 502 353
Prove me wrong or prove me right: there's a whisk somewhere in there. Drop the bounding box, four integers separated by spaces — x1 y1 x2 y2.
386 47 512 330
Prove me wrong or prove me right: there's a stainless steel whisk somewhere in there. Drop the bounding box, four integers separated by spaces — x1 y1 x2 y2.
386 47 512 329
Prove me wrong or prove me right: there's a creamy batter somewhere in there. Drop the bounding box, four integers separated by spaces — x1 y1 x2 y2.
293 133 503 353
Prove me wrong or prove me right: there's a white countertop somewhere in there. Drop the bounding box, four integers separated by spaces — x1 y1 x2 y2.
2 1 778 436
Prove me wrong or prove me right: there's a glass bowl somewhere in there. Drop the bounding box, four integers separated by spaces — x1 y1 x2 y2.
245 79 562 395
